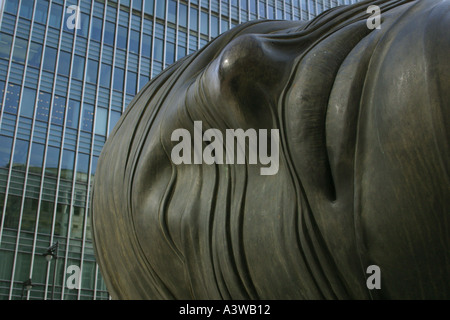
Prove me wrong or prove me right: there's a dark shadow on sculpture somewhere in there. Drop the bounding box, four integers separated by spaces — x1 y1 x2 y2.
91 0 450 299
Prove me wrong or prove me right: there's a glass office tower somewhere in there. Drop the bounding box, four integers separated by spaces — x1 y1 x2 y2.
0 0 362 300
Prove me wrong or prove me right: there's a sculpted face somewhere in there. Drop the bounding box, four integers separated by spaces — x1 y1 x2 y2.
91 0 450 300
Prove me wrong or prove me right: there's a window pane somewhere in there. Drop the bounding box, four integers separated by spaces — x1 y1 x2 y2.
168 0 176 23
139 75 149 90
91 17 103 42
94 108 108 136
0 135 13 167
76 153 89 183
81 104 94 132
109 111 121 134
12 38 28 63
61 149 75 179
49 3 63 28
126 71 137 95
156 0 165 19
100 63 112 88
201 11 208 35
179 4 187 27
86 59 98 84
190 8 198 31
165 42 174 65
211 15 219 38
21 87 36 118
117 26 128 50
144 0 154 15
12 139 29 168
104 21 115 46
51 96 66 126
113 67 124 92
57 51 71 76
78 13 90 38
19 0 34 19
29 143 45 173
36 91 51 122
141 34 151 58
45 146 60 174
154 38 163 61
28 42 42 68
250 0 257 13
129 30 140 54
43 46 57 72
5 0 19 15
72 55 85 80
0 33 13 59
34 0 49 24
177 45 186 60
67 99 80 129
4 83 21 114
133 0 142 10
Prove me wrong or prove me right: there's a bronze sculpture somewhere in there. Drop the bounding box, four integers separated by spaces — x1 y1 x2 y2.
91 0 450 299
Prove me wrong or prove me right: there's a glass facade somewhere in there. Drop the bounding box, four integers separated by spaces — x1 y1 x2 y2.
0 0 362 300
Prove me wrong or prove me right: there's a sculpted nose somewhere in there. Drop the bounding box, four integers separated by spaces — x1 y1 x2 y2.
217 34 292 94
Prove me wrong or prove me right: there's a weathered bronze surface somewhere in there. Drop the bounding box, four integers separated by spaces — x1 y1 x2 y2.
91 0 450 299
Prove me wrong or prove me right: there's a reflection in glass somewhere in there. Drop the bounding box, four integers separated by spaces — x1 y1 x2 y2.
45 146 60 176
29 143 45 173
4 84 21 115
67 99 80 129
12 139 29 169
81 104 94 132
0 135 13 167
36 91 51 122
76 153 90 183
61 149 75 180
51 96 66 126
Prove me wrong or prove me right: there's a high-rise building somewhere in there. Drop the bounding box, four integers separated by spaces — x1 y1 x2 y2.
0 0 362 300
